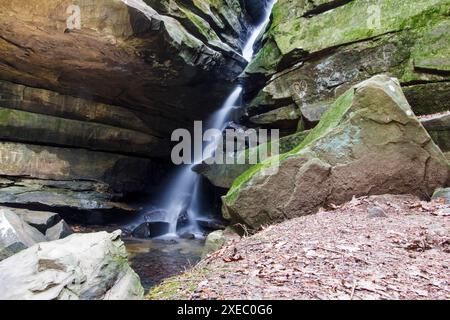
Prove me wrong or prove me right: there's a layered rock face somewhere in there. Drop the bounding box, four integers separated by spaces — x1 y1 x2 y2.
242 0 449 136
0 0 254 212
0 230 144 300
223 76 450 229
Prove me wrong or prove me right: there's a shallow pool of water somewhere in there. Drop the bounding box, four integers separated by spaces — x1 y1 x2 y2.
124 237 205 292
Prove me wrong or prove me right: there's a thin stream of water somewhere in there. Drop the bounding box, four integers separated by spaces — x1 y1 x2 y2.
157 1 276 238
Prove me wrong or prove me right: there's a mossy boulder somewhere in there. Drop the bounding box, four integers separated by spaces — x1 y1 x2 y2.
223 75 450 229
0 231 144 300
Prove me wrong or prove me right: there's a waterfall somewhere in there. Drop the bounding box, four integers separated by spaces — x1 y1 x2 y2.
158 1 276 238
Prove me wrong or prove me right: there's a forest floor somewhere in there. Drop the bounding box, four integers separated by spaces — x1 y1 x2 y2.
147 194 449 300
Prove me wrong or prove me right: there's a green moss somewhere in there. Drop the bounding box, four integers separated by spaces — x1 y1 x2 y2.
146 267 230 300
245 38 282 75
146 277 197 300
252 0 449 77
275 0 448 55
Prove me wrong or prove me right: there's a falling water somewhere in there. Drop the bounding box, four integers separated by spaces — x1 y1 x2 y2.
158 1 276 237
160 87 243 236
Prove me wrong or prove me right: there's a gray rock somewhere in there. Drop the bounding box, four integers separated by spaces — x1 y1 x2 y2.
179 232 196 240
0 209 47 261
10 208 60 234
45 220 73 241
0 231 144 300
202 228 241 257
432 188 450 204
197 219 227 231
368 206 387 218
131 222 170 239
421 113 450 152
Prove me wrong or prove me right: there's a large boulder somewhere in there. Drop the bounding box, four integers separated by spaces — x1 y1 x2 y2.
0 209 47 261
223 75 450 229
0 231 144 300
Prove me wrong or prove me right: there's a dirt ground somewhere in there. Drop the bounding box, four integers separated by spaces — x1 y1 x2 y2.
148 194 449 300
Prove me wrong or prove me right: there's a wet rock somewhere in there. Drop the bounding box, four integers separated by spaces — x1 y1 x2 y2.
179 232 196 240
223 76 450 229
244 0 272 23
0 209 47 261
0 138 167 194
131 222 170 239
197 219 228 231
132 223 151 239
0 0 251 216
0 231 144 300
176 210 190 231
45 220 73 241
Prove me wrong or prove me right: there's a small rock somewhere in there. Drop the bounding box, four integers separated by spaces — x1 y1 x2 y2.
176 210 190 231
132 223 151 239
197 218 227 231
202 227 241 257
368 206 387 218
432 188 450 204
179 232 195 240
45 220 73 241
11 208 60 234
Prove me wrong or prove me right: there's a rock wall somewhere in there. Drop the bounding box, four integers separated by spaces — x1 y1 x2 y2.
195 0 450 191
241 0 450 136
0 0 255 213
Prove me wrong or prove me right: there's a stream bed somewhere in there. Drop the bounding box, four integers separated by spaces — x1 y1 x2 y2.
124 238 205 292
